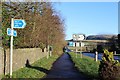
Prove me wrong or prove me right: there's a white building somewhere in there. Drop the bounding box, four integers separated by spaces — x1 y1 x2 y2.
72 34 86 47
72 42 84 47
73 34 85 41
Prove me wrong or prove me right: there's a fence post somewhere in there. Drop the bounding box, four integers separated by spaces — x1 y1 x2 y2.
95 51 98 61
49 46 52 57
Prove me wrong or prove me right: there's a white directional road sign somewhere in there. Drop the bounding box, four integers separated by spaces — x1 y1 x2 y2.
14 19 26 28
7 28 17 37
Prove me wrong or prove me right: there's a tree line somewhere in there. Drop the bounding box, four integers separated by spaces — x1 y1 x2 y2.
2 2 66 54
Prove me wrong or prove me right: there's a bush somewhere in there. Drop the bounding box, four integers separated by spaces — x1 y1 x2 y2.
98 49 120 80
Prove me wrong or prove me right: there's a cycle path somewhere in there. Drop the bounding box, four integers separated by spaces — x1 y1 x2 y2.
42 53 89 80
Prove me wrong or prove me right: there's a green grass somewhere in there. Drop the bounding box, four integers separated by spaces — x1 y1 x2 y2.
2 55 59 78
69 52 99 80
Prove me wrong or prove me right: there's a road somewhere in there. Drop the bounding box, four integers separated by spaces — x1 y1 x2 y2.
42 53 89 80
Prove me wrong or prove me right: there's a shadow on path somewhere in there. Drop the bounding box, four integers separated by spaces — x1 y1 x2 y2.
25 59 49 74
42 53 89 80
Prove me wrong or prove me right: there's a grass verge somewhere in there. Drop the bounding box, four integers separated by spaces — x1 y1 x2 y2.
69 52 99 80
2 55 59 78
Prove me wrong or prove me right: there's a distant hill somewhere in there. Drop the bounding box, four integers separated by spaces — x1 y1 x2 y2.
86 35 118 40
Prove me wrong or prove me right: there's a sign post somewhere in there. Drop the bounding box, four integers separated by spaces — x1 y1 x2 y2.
10 18 14 77
9 18 26 78
75 42 77 58
80 41 82 58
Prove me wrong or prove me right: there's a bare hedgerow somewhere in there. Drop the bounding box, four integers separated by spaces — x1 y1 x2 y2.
2 2 66 54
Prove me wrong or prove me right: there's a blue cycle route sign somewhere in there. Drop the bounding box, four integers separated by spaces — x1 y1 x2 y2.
69 42 73 47
14 19 26 28
7 28 17 37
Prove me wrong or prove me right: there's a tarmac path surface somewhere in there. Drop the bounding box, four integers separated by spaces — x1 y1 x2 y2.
42 53 89 80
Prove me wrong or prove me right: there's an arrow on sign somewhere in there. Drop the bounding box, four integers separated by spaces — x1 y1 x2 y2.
14 19 26 28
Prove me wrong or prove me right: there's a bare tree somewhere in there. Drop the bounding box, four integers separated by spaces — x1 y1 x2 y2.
2 2 66 54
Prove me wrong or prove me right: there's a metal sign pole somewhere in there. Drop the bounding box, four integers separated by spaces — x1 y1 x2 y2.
80 41 82 58
10 18 14 77
75 41 77 58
